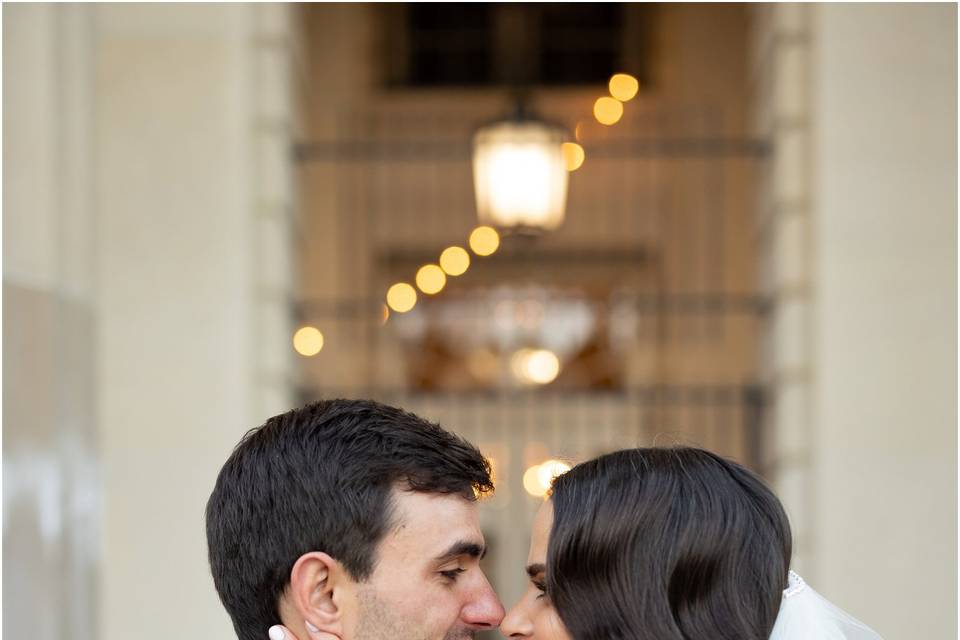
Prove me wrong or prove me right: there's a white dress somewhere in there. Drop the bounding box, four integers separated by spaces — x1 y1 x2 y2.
769 572 883 640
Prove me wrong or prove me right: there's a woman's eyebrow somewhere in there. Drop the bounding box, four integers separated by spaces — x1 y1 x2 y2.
526 563 546 578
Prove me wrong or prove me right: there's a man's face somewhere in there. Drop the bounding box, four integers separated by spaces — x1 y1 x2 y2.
345 489 505 640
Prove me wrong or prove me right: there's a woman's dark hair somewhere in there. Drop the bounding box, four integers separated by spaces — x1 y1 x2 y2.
547 447 792 640
205 399 492 640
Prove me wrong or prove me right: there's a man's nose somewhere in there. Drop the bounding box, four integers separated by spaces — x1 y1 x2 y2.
461 573 506 629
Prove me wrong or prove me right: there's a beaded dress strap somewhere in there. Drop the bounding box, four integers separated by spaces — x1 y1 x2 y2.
783 571 806 599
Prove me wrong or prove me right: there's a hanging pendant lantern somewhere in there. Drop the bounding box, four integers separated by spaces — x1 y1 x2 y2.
472 114 569 234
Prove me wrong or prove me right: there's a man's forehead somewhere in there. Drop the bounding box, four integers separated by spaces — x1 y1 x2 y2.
390 488 479 521
384 489 484 556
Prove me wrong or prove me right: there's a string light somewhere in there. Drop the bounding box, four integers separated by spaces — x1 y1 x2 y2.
439 246 470 276
561 142 585 171
415 264 447 295
386 282 417 313
594 97 623 125
469 226 500 256
609 73 639 102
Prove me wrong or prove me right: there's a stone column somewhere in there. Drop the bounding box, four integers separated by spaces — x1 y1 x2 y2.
751 4 956 637
3 5 99 640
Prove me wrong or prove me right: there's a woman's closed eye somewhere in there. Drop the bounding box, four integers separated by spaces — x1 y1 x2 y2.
533 578 548 599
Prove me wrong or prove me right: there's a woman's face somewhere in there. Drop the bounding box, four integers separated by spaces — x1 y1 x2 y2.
500 500 572 639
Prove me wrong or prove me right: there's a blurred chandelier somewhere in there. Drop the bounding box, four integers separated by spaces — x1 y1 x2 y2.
472 106 569 234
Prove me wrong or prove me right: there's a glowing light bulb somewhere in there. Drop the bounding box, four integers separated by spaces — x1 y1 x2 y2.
561 142 585 171
609 73 639 102
439 246 470 276
293 326 324 356
386 282 417 313
415 264 447 295
594 97 623 126
469 226 500 256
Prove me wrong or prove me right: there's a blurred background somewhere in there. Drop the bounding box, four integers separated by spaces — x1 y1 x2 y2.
3 3 956 639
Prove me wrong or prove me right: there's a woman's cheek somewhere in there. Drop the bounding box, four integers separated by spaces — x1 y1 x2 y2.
537 605 572 639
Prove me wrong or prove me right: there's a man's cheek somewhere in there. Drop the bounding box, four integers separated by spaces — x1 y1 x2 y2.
420 592 465 638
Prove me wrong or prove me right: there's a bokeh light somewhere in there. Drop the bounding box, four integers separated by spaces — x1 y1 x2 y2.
469 225 500 256
510 348 534 381
593 96 624 125
439 246 471 276
609 73 639 102
523 464 549 498
415 264 447 295
523 458 571 497
386 282 417 313
526 349 560 384
561 142 585 171
537 459 572 488
510 348 561 385
292 326 324 356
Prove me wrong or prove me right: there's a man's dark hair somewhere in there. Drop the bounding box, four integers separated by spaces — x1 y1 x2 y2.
547 447 792 640
205 398 493 640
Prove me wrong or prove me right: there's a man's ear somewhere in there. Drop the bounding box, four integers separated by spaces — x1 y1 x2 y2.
287 551 349 639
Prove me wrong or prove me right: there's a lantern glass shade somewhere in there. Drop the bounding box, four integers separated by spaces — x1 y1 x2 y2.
472 120 569 232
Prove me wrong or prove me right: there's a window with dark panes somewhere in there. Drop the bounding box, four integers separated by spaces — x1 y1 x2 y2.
383 4 645 89
406 4 495 87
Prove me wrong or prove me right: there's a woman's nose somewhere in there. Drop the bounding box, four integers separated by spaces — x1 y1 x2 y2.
499 599 534 637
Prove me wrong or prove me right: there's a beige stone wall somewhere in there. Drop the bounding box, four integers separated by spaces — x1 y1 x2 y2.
4 5 300 640
750 4 957 636
810 5 956 637
4 6 99 639
748 1 815 573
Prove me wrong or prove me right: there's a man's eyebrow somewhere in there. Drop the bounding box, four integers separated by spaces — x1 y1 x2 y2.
434 540 487 562
526 563 546 578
